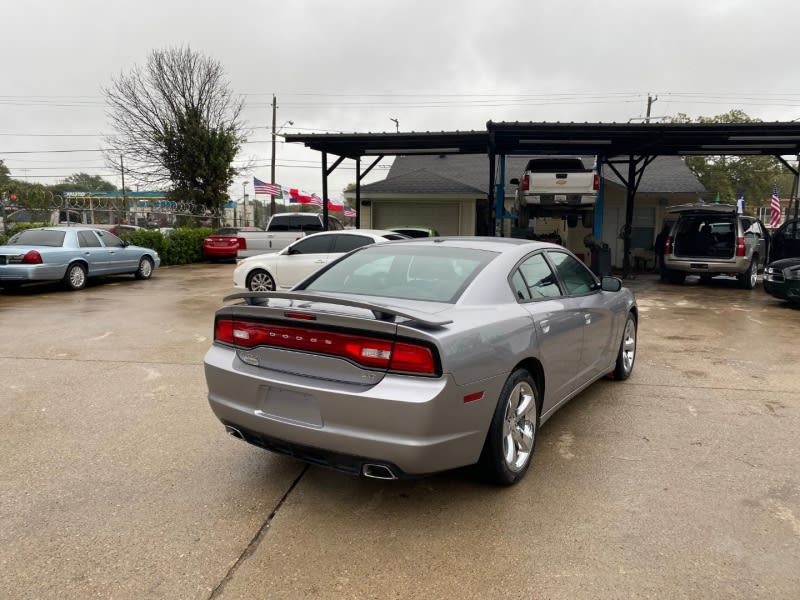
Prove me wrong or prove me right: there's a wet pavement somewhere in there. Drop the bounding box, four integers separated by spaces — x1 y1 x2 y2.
1 265 798 599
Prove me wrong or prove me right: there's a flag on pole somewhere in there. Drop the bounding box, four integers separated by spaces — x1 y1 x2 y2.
770 183 781 227
283 187 315 204
736 192 744 214
326 197 344 212
344 207 357 218
309 193 324 207
253 177 281 196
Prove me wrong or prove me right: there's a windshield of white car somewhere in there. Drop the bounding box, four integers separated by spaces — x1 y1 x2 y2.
301 245 495 303
8 230 66 246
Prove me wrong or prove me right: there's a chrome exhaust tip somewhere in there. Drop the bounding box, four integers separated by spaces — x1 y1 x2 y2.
361 463 398 480
225 425 244 440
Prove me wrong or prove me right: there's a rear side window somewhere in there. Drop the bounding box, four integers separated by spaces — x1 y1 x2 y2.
290 235 334 255
331 235 374 253
78 230 102 247
546 251 598 295
515 253 562 299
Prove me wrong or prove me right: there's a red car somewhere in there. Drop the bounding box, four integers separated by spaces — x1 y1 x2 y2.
203 227 263 261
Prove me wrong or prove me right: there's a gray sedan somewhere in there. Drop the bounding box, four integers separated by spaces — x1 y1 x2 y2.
204 237 637 485
0 226 160 291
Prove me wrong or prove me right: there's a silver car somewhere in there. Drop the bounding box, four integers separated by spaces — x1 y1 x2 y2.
204 237 637 485
0 226 160 291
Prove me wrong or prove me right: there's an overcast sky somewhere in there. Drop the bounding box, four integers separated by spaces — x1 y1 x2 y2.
3 0 800 201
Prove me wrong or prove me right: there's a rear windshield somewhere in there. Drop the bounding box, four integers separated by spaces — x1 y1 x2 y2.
269 215 324 232
301 245 495 303
8 230 66 247
525 158 587 172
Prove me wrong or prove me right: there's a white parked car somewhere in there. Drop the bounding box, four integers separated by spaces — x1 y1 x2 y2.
232 229 408 291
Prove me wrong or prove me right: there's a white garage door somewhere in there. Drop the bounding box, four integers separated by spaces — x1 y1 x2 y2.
372 202 461 236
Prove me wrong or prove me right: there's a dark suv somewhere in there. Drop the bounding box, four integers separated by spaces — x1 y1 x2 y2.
663 203 770 289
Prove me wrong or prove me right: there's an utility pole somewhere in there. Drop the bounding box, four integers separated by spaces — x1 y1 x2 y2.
390 118 399 133
120 154 127 225
646 94 658 123
270 94 277 218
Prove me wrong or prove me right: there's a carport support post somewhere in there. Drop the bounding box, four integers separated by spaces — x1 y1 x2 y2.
355 157 361 229
622 157 636 278
322 151 329 231
495 154 506 236
593 155 605 241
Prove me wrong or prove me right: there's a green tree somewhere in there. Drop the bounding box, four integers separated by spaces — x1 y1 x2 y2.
670 110 796 212
0 159 10 185
103 46 246 211
160 107 238 209
52 173 118 194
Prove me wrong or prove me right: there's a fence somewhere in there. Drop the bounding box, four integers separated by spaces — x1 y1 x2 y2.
0 193 226 234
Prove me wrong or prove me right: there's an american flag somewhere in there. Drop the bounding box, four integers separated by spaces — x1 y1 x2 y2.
253 177 281 196
344 207 357 218
309 193 324 207
770 183 782 227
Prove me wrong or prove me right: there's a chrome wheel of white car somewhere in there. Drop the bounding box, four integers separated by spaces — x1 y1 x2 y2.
134 257 153 280
248 269 275 292
613 313 637 380
63 263 87 291
480 369 540 485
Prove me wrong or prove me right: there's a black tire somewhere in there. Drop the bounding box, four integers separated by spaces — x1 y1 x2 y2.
134 257 154 280
613 313 637 380
63 263 87 291
247 269 275 292
667 270 686 285
699 274 712 284
479 369 540 486
738 256 758 289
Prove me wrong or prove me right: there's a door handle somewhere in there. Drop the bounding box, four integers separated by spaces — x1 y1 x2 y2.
584 313 592 325
540 319 550 334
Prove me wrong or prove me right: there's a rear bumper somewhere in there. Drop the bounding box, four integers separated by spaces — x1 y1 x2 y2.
520 193 597 206
203 345 503 476
0 263 66 282
203 246 238 258
663 256 749 275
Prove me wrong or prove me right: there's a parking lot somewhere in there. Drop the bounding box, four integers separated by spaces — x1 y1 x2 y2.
1 264 798 600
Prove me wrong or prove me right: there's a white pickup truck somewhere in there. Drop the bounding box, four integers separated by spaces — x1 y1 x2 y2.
511 157 599 207
236 213 344 258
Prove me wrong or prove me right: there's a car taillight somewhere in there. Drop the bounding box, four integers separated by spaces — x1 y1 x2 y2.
735 236 746 257
214 319 438 375
22 250 42 264
665 236 673 255
237 237 246 250
593 173 600 191
521 174 529 191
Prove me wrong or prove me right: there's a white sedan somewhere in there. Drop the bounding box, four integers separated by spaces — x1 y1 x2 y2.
232 229 408 292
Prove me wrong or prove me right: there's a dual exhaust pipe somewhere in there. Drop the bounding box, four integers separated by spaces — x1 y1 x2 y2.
224 425 398 480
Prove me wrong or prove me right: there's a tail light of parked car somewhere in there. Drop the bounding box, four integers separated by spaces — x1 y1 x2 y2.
665 236 674 255
593 174 600 191
520 174 530 191
214 318 440 376
735 237 746 257
237 237 247 250
9 250 43 264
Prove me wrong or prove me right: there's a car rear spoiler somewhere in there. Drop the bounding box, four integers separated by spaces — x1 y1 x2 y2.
223 291 453 327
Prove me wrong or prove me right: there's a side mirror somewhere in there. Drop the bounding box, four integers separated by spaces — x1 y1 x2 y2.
600 276 622 292
510 178 520 185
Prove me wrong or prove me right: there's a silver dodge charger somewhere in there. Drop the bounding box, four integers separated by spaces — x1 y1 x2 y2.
204 237 637 485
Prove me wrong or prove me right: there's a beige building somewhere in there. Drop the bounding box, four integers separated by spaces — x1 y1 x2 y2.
348 154 706 269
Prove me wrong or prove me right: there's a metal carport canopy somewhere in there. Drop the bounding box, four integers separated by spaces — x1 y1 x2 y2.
284 121 800 274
